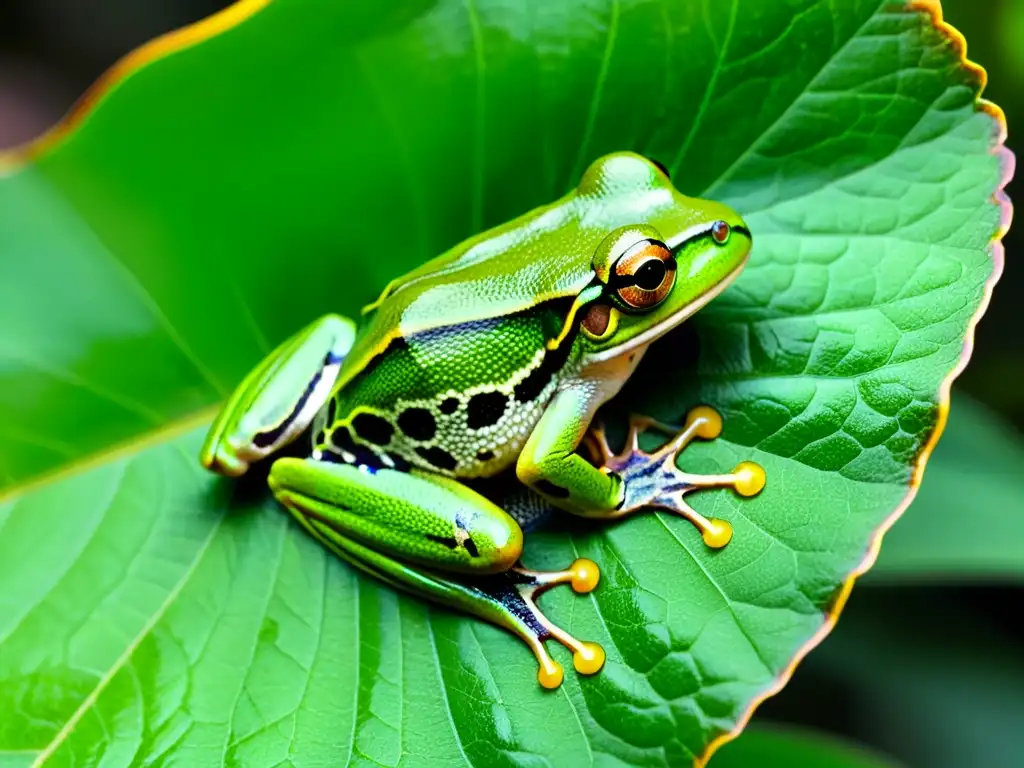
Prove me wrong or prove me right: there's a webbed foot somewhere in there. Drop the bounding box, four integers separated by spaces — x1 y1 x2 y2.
472 559 604 689
583 406 765 548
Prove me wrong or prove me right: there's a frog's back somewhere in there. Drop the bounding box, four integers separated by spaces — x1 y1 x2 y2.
318 304 580 478
338 194 591 393
337 152 685 394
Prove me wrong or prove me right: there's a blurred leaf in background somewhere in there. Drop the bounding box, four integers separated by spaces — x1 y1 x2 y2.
714 722 901 768
870 392 1024 583
760 586 1024 768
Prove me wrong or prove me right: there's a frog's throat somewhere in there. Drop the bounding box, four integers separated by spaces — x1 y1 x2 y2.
586 256 748 364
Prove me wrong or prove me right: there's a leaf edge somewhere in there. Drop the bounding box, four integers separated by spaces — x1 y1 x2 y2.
696 1 1015 764
0 0 272 171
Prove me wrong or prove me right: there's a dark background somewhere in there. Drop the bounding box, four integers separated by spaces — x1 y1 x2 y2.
1 1 1020 764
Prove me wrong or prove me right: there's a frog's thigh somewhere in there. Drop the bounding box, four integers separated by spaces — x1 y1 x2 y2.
269 457 523 574
201 314 356 477
270 457 605 689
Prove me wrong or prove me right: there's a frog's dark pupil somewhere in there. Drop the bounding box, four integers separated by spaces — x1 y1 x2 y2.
634 260 666 290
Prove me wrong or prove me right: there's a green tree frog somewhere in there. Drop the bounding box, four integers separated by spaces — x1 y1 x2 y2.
200 152 765 689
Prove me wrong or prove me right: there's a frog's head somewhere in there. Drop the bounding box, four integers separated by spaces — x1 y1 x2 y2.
570 152 752 364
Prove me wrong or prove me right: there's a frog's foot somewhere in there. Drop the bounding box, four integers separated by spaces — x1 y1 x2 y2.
586 406 765 548
271 455 605 690
472 559 605 689
200 314 356 477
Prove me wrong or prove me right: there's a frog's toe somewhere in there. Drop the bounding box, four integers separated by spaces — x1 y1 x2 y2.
199 445 250 478
474 558 606 689
600 405 765 548
581 420 615 464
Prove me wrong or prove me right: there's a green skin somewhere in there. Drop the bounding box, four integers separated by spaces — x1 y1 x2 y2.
200 152 757 687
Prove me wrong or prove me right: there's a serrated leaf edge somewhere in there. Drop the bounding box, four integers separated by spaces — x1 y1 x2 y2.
697 1 1014 764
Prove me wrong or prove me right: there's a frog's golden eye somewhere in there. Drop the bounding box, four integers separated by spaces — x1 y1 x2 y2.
712 220 730 244
610 238 677 311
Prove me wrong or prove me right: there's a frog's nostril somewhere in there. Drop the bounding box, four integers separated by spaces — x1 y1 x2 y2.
711 220 731 244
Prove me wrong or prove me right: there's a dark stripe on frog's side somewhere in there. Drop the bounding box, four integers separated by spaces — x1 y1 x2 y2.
329 424 359 455
320 425 410 472
328 298 582 475
513 314 578 403
320 437 384 471
334 300 572 416
253 351 343 448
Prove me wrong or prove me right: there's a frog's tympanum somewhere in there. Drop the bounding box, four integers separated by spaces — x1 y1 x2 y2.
201 152 765 688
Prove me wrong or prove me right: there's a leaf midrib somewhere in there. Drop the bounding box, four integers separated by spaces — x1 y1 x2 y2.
0 405 219 504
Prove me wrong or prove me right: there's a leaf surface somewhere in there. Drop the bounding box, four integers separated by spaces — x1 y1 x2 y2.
0 0 1009 764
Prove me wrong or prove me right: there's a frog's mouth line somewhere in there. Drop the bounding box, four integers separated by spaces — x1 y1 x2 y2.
587 256 749 364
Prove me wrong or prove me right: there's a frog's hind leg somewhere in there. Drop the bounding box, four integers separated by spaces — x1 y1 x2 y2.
269 457 604 689
200 314 356 477
585 406 766 548
327 535 604 690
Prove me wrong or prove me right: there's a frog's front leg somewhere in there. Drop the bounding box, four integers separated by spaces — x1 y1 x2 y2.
200 314 356 476
269 457 605 689
585 407 765 547
519 382 764 548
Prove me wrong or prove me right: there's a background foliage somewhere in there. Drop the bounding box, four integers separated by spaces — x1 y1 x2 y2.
0 0 1017 765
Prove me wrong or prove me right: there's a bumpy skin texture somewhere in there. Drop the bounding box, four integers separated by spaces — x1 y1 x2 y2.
323 306 577 479
201 151 760 687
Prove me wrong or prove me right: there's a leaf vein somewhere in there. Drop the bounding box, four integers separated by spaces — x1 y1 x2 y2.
31 506 226 765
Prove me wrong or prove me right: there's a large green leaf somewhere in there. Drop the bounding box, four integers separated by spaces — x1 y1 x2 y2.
0 0 1009 764
868 392 1024 581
